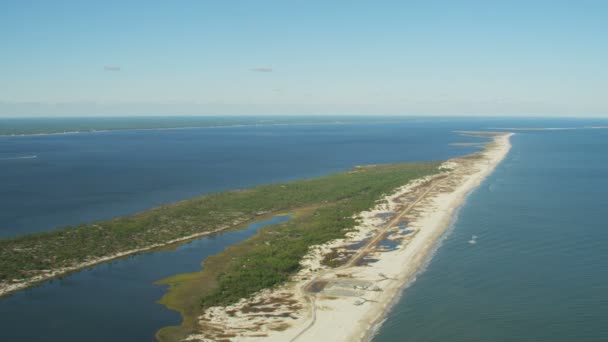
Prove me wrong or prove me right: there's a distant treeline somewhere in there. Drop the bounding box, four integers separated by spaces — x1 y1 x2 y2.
0 116 411 135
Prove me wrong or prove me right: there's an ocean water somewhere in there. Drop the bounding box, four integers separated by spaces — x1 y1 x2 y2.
374 128 608 341
2 117 608 342
0 120 488 236
0 118 489 341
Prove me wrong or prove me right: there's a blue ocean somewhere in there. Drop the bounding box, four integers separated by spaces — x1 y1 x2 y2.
374 128 608 342
0 119 484 237
1 117 607 341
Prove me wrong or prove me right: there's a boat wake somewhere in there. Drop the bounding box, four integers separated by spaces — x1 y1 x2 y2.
0 155 37 161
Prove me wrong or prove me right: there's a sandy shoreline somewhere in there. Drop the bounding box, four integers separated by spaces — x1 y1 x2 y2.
187 132 513 341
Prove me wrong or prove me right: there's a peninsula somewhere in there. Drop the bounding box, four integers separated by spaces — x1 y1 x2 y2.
171 132 512 341
0 152 440 297
0 131 511 342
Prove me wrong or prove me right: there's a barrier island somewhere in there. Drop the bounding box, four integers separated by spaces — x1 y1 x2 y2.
0 131 511 342
162 132 512 342
0 160 440 301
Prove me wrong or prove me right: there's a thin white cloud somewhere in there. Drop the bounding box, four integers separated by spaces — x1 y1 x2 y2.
103 65 121 72
250 66 273 72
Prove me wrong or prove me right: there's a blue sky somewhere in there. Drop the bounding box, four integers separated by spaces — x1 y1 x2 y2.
1 0 606 116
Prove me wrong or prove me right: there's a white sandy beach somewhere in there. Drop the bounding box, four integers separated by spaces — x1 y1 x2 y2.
187 132 513 342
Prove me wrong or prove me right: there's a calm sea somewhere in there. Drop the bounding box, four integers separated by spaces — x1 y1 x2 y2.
0 119 487 236
374 128 608 341
1 117 607 341
0 118 486 341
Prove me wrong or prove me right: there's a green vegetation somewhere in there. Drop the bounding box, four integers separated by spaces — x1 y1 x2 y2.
155 162 441 341
0 161 440 342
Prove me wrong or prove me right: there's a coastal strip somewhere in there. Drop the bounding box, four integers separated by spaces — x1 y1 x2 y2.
185 132 512 341
1 160 439 299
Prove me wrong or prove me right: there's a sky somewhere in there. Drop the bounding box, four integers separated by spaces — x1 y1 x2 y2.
0 0 607 117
